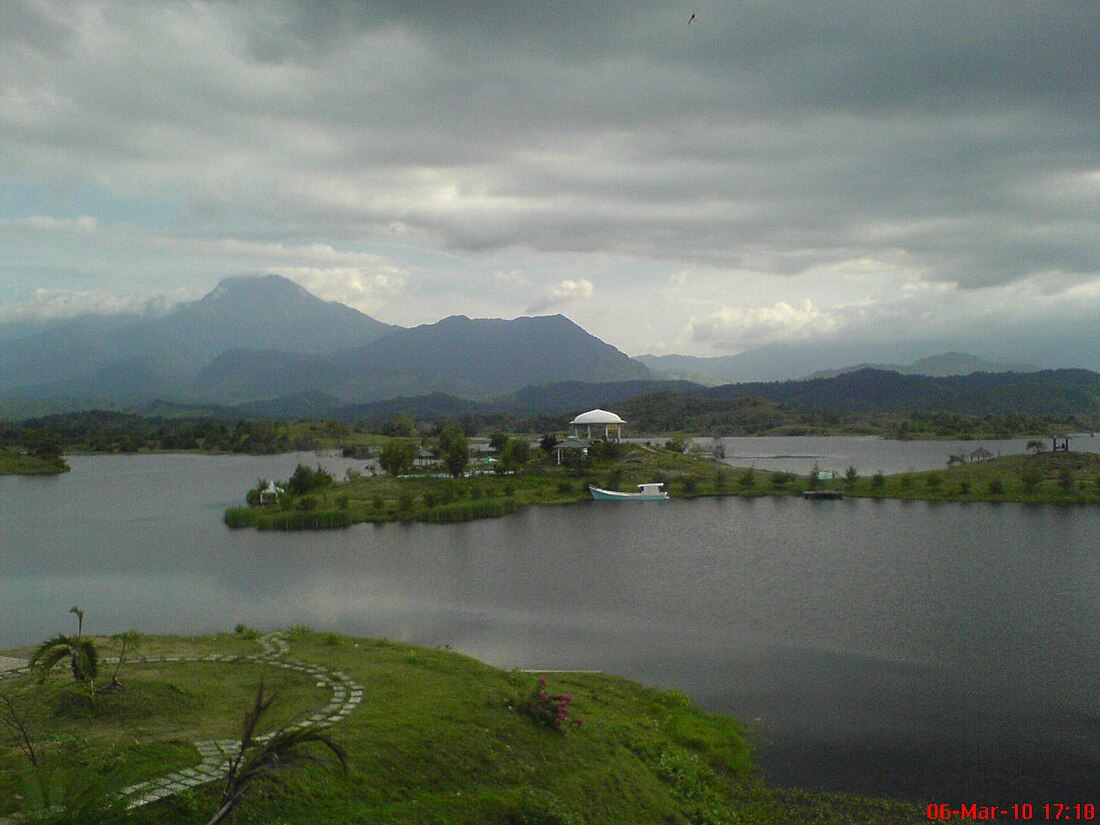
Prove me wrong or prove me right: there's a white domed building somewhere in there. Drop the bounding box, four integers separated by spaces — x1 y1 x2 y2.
570 409 624 442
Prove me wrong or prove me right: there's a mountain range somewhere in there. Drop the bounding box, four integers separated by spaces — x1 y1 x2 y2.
2 274 1095 424
0 275 649 409
637 347 1040 385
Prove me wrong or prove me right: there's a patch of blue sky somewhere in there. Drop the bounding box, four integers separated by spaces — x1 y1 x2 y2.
0 178 182 231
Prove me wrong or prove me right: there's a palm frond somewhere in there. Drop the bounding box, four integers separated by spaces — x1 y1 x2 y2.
29 636 76 681
71 638 99 682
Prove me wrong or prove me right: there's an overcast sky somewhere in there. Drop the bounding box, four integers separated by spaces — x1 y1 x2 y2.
1 1 1097 362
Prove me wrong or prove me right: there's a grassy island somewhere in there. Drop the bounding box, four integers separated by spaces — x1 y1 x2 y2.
225 442 1100 530
0 447 69 476
0 627 926 824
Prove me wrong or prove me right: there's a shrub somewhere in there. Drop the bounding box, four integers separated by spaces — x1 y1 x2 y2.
520 676 583 732
738 467 756 490
957 480 971 495
925 474 943 490
771 471 794 489
682 476 698 495
419 499 519 523
1058 469 1075 491
234 624 260 640
871 471 886 490
664 437 687 454
296 496 318 512
1020 470 1044 494
286 463 334 495
714 469 728 492
224 507 259 528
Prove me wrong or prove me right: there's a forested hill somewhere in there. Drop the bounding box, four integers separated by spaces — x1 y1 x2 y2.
705 368 1100 417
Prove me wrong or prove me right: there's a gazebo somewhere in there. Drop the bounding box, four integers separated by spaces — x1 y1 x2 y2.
553 436 589 465
570 409 624 442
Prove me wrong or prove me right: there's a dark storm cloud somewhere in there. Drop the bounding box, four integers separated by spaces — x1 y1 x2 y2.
2 1 1097 293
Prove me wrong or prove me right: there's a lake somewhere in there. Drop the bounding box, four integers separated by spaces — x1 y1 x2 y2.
2 440 1098 805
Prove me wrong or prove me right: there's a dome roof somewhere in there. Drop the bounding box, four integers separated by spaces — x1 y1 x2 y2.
570 409 624 425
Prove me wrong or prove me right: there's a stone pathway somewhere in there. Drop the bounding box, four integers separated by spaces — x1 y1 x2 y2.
0 632 363 814
0 656 27 674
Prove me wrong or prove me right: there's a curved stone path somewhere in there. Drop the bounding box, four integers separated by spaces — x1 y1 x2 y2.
0 632 362 813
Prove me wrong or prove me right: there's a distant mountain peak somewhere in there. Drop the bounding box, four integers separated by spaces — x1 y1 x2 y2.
802 351 1039 380
201 274 312 304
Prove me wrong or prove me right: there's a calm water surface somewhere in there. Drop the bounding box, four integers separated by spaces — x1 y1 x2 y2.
2 445 1098 804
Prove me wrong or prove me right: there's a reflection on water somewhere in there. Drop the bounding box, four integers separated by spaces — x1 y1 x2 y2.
2 448 1099 803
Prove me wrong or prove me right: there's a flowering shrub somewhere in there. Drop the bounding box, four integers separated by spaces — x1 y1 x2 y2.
522 677 584 732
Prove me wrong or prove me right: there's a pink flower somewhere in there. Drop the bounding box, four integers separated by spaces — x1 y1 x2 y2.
562 694 572 702
539 692 548 702
538 677 547 686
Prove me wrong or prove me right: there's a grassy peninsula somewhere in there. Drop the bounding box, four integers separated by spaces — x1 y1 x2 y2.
0 627 926 824
225 441 1100 530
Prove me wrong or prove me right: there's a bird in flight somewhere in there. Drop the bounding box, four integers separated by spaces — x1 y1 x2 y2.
688 12 696 25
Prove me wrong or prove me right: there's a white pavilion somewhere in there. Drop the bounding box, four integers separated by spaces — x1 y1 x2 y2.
570 409 624 442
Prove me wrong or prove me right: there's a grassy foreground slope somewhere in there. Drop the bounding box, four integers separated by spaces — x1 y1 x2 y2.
0 630 926 824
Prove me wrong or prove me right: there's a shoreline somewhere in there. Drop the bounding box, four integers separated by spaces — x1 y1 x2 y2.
225 449 1100 530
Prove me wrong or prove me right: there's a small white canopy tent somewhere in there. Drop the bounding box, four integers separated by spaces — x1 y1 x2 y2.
570 409 624 442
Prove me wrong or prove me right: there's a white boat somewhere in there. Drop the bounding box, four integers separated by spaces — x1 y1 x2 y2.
588 482 669 501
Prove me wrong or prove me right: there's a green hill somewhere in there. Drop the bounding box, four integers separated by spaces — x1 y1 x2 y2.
0 630 926 824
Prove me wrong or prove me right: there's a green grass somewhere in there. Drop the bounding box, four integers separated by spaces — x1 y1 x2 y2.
839 450 1100 505
0 448 69 475
0 631 927 824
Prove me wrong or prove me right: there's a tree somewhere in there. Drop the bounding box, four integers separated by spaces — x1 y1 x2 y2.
438 423 469 478
207 679 347 825
378 441 417 476
1026 440 1045 455
0 686 41 766
381 416 417 438
286 463 334 495
539 433 559 455
844 465 859 490
29 607 100 706
25 429 63 460
502 438 531 470
488 432 510 453
108 630 140 688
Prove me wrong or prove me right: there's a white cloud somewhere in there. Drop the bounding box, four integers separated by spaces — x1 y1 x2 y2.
687 299 842 350
0 215 97 234
269 267 406 314
492 270 530 289
527 278 595 313
0 287 192 321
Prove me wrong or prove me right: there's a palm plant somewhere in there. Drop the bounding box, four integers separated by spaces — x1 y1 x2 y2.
108 629 140 687
206 678 348 825
29 606 99 686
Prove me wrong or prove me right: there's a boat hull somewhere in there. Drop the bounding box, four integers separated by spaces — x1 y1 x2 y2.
588 485 669 501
